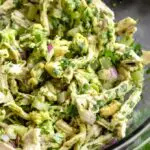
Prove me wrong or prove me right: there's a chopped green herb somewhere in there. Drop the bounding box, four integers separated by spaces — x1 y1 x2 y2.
67 104 78 117
146 68 150 74
103 50 120 65
131 42 143 56
60 58 71 70
13 0 22 8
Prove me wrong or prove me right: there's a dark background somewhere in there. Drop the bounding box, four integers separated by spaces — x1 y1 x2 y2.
104 0 150 50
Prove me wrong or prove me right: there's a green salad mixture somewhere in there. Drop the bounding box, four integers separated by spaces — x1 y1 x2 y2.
0 0 150 150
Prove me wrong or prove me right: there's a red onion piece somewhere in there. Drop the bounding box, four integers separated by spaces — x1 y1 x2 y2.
47 44 53 53
102 138 118 150
110 67 118 80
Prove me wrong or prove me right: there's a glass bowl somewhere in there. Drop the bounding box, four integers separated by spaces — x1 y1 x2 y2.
103 0 150 149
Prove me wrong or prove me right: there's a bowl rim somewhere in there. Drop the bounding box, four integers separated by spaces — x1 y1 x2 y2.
105 117 150 150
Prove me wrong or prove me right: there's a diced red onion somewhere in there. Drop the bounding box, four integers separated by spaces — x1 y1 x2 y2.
110 67 118 80
48 44 53 53
102 138 118 150
109 138 118 145
99 68 118 81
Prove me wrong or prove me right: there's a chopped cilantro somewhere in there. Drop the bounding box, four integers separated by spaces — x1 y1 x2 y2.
96 114 102 121
80 84 90 94
103 49 120 65
131 42 142 56
86 0 92 4
13 0 22 8
67 104 78 117
60 58 71 70
146 68 150 74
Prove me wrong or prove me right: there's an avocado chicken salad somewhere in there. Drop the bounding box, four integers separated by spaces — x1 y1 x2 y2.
0 0 150 150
